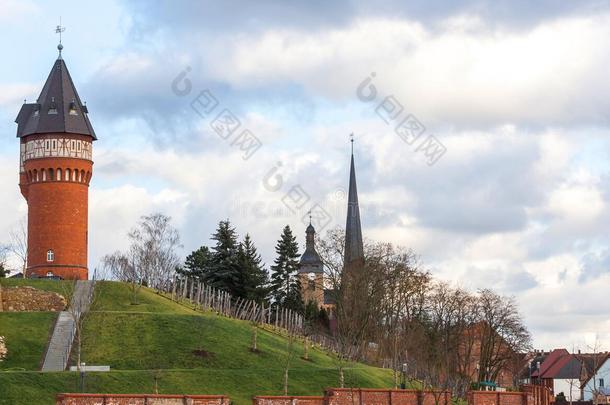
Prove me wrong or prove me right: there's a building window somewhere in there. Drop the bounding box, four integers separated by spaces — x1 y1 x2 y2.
600 379 605 388
46 249 54 262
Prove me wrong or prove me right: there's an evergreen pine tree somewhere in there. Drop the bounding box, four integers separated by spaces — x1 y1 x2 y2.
237 234 269 302
207 220 241 295
269 225 303 313
182 245 212 280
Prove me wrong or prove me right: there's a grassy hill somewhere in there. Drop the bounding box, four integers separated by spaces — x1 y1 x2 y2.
0 278 73 371
0 280 394 405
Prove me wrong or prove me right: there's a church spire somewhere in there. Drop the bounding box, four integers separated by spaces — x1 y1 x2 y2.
344 136 364 267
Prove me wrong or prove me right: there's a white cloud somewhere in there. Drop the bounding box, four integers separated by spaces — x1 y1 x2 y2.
0 83 40 109
205 15 610 127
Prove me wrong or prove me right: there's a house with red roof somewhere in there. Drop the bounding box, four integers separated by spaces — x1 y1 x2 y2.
529 349 610 403
531 349 582 401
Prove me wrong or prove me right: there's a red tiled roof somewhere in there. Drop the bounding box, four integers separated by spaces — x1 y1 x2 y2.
533 349 569 378
541 353 574 378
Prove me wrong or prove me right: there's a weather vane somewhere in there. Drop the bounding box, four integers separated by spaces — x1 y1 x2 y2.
308 209 312 225
55 17 65 56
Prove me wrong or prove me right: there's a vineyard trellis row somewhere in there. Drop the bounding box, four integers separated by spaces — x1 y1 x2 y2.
161 276 306 334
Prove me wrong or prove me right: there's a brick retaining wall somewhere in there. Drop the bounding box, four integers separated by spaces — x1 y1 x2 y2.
468 391 531 405
253 389 451 405
59 387 546 405
55 393 229 405
252 395 325 405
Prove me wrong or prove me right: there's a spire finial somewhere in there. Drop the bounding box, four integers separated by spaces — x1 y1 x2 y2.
55 17 66 58
350 133 354 155
308 209 312 225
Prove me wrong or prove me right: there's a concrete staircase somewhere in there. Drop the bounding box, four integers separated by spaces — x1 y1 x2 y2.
41 280 94 372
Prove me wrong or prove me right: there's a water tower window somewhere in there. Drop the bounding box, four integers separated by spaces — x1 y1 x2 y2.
46 249 55 262
48 97 58 115
69 100 78 116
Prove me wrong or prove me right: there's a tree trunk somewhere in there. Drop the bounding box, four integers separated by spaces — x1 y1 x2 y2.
303 336 309 360
339 366 345 388
394 367 398 389
0 284 3 312
76 327 81 371
284 368 289 395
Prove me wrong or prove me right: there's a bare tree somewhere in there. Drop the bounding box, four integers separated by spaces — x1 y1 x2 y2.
477 289 531 384
283 332 297 395
102 251 143 304
580 336 608 405
8 218 27 278
62 275 100 371
317 228 532 398
102 213 182 304
129 213 182 290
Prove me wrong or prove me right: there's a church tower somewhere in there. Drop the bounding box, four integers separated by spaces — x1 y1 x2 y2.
15 44 96 280
298 221 325 308
344 138 364 269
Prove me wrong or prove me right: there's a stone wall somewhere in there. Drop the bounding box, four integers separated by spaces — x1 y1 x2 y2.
55 394 229 405
0 286 67 312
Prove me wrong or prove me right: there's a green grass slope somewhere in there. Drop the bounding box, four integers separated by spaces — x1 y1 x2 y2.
0 279 73 372
0 281 394 405
0 312 57 370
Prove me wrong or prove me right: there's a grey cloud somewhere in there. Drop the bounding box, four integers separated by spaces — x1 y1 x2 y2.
122 0 608 35
579 249 610 283
391 134 540 234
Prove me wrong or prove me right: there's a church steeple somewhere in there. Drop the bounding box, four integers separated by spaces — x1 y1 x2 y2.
299 220 323 273
344 136 364 267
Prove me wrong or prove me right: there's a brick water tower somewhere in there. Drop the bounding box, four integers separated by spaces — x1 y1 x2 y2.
14 44 96 280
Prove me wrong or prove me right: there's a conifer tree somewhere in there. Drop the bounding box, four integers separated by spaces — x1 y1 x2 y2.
182 245 212 280
237 234 269 302
270 225 303 313
207 220 241 295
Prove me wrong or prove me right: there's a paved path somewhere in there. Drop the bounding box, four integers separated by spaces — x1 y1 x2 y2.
41 280 94 372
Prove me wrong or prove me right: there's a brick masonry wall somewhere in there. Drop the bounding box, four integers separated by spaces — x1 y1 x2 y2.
23 154 92 280
253 396 325 405
0 286 66 312
58 389 537 405
522 385 552 405
55 394 229 405
254 389 451 405
468 391 530 405
327 388 450 405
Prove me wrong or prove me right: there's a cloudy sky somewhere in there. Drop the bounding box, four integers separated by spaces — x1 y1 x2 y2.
2 0 610 350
